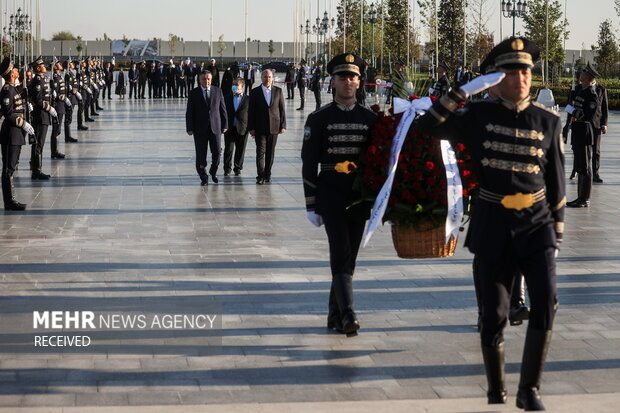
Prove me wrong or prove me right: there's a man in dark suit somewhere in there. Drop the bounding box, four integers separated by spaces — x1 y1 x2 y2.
285 63 296 99
206 59 220 87
104 62 114 99
248 69 286 184
223 77 249 176
186 70 228 185
243 63 255 95
128 62 138 99
138 61 148 99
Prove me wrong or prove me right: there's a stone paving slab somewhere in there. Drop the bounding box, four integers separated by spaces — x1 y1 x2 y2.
1 95 620 410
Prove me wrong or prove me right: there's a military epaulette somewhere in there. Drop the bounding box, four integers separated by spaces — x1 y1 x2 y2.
531 101 560 117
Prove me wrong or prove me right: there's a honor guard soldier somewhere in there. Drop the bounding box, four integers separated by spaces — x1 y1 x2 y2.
301 53 378 337
385 58 406 105
29 56 59 180
296 60 308 110
80 60 94 122
50 59 72 158
416 37 564 410
63 60 80 141
310 61 323 110
1 57 35 210
564 62 608 207
429 62 451 98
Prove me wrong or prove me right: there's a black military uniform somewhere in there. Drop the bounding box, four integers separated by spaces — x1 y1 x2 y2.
302 53 378 337
310 62 323 110
206 60 220 87
29 56 57 180
430 62 451 98
63 60 80 140
296 60 308 110
80 60 94 123
50 62 68 158
564 62 609 207
417 38 564 411
0 57 31 210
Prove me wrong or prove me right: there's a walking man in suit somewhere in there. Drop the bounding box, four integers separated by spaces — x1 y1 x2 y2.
248 69 286 184
186 70 228 186
223 77 249 176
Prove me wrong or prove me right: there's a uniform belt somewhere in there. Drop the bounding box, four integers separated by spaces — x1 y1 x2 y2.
479 188 545 211
320 161 358 174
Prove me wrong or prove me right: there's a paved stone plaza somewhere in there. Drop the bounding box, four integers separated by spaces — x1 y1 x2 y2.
1 92 619 412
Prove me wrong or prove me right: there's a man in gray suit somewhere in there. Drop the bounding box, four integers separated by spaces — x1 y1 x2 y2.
186 70 228 185
248 69 286 184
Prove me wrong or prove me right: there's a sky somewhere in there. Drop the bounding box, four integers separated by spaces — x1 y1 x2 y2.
22 0 618 51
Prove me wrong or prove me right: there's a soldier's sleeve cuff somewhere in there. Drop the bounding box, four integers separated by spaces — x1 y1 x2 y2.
555 222 564 243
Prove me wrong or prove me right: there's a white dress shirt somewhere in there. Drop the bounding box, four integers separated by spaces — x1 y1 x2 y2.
261 84 272 106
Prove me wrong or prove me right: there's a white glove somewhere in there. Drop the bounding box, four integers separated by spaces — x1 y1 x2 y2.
76 92 83 101
554 248 559 258
459 72 505 98
48 107 58 118
21 121 34 135
28 103 33 112
86 87 92 95
307 211 323 227
565 104 575 114
53 90 57 99
65 98 72 107
92 84 99 90
428 87 435 95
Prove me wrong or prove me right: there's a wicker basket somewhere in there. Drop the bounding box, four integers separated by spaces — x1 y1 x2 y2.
391 221 457 259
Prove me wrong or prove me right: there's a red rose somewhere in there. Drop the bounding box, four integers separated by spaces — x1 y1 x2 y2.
415 139 425 147
417 191 428 200
414 171 424 181
462 169 471 177
457 143 466 152
413 149 422 158
412 182 422 190
428 147 437 156
426 177 436 186
369 145 379 155
426 161 434 170
399 162 408 171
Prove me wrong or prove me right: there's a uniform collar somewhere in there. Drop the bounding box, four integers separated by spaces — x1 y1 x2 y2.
499 95 530 113
334 100 356 112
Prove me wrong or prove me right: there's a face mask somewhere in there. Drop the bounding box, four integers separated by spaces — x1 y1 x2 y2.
232 85 239 94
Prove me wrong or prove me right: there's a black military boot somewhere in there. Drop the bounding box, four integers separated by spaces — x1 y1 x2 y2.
510 275 529 326
65 125 78 142
567 175 591 207
326 285 342 332
333 274 359 337
516 329 552 411
482 342 507 404
2 176 26 211
50 134 65 159
31 154 50 180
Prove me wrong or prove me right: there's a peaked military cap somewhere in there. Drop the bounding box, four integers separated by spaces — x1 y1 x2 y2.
327 53 366 77
479 54 496 75
488 36 539 69
582 61 600 79
1 57 14 76
30 55 45 69
438 62 450 72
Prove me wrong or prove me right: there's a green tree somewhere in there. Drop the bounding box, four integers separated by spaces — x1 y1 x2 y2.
169 33 181 58
52 31 77 41
76 36 85 56
217 35 226 60
268 39 275 58
438 0 465 71
592 20 619 79
467 0 494 71
522 0 569 85
385 0 410 62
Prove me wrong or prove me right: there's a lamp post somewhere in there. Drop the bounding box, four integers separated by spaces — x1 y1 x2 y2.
501 0 528 37
7 7 32 69
367 3 378 68
300 19 311 61
318 11 334 64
